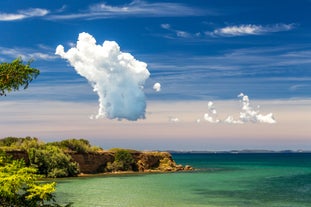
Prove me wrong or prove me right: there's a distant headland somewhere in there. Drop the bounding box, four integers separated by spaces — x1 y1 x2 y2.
168 149 311 154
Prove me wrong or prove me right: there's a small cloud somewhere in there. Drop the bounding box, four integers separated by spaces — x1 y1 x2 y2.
153 82 161 92
230 93 276 124
176 31 191 38
203 113 220 123
161 24 171 29
161 23 195 39
207 101 217 114
169 117 180 123
199 93 276 124
224 116 243 124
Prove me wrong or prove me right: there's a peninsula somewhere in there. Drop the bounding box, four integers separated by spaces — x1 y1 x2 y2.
0 137 192 177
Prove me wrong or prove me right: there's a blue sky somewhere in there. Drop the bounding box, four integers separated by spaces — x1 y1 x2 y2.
0 0 310 150
0 0 310 100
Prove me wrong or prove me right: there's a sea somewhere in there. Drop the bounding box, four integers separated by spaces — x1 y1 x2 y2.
55 153 311 207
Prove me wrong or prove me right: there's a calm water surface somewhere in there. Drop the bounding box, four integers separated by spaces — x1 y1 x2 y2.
55 153 311 207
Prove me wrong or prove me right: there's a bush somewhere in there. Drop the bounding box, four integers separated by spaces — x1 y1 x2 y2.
49 138 102 153
0 153 70 207
28 146 79 178
107 149 135 172
0 136 42 150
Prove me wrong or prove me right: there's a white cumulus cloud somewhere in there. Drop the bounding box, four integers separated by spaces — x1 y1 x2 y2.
201 101 220 123
199 93 276 124
207 101 217 114
153 82 161 92
203 113 220 123
224 93 276 124
56 32 150 121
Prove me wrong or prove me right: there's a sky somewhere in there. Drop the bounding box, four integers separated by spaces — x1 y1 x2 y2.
0 0 310 150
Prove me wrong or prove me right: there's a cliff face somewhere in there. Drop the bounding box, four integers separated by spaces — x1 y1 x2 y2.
69 151 114 174
5 150 192 174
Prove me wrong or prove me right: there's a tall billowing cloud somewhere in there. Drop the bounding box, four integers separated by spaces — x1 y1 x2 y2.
55 32 150 121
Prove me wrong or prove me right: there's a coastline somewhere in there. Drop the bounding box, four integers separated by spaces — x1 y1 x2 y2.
77 168 193 177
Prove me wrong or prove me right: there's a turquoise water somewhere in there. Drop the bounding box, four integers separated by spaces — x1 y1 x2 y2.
55 153 311 207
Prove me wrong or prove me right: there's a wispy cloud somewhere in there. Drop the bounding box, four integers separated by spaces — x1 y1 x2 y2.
207 24 295 37
0 46 57 61
160 23 201 39
48 0 205 20
160 23 295 40
143 44 311 100
0 8 49 21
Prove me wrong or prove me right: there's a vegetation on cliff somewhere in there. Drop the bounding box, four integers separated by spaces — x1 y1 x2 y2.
28 146 80 178
106 149 135 172
48 139 102 153
0 137 92 178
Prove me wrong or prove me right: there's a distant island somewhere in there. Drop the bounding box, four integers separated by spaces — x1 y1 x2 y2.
0 136 193 178
168 149 311 154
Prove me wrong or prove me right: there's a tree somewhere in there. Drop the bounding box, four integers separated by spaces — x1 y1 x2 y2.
0 153 58 206
107 149 135 172
0 57 39 96
28 146 80 178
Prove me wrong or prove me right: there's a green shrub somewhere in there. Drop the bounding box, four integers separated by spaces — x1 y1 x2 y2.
106 149 135 172
0 153 71 207
0 136 42 150
49 138 102 153
28 146 79 178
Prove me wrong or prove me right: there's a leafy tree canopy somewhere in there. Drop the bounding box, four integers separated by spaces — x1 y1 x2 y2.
107 149 135 172
0 57 40 96
0 153 64 207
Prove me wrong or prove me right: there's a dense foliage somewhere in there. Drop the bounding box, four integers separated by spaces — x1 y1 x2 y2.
107 149 135 172
0 57 40 96
0 137 91 178
28 146 79 178
48 138 102 153
0 136 42 151
0 152 71 207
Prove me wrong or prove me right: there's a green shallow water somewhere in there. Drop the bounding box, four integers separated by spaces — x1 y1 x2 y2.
55 153 311 207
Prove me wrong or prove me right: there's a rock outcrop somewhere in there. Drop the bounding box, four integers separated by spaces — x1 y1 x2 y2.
69 151 114 174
